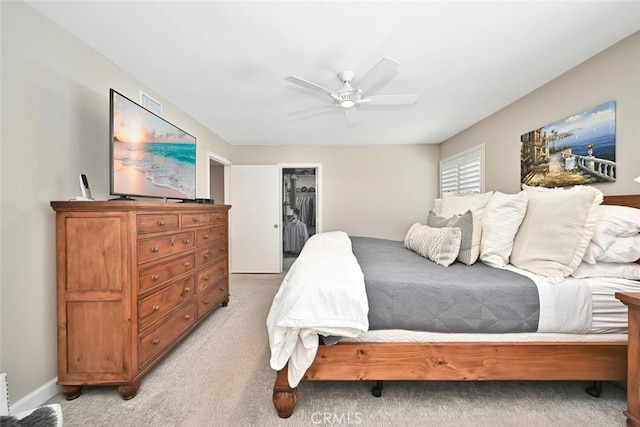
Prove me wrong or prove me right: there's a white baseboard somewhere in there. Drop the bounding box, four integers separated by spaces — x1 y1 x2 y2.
10 377 60 415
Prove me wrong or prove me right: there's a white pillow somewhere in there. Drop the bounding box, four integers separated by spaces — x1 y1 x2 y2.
404 222 461 267
571 261 640 280
590 204 640 249
480 191 528 267
434 191 494 217
510 185 603 283
427 210 475 265
583 234 640 264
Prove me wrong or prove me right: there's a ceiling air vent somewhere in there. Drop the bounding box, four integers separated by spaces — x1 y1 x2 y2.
139 90 162 116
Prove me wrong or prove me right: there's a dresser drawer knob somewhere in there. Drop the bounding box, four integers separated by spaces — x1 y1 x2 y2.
184 286 191 292
184 314 191 320
203 234 209 240
204 275 210 281
184 262 191 267
219 266 225 271
220 247 225 252
203 252 210 259
152 247 159 253
152 274 159 281
192 217 200 223
152 338 159 345
158 220 166 226
203 300 210 305
184 239 190 244
152 305 160 311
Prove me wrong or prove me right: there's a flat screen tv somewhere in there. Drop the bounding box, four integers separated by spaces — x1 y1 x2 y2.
109 89 196 201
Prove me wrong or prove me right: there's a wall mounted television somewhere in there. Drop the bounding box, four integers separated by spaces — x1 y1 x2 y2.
109 88 196 201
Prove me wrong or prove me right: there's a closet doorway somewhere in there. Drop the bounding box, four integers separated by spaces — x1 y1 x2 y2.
280 164 321 271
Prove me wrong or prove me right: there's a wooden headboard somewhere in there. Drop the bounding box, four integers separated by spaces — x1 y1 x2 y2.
603 194 640 209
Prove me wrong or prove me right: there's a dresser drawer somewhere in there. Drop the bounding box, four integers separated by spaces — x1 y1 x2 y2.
197 278 228 319
196 258 228 293
138 231 195 264
138 253 195 294
195 241 227 268
209 211 228 225
138 276 194 330
139 302 196 368
196 225 228 247
180 212 209 228
137 214 179 234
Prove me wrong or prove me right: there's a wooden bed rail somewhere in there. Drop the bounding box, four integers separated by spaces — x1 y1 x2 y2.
272 341 627 418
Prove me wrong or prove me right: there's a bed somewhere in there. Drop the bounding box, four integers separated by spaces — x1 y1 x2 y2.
268 189 640 418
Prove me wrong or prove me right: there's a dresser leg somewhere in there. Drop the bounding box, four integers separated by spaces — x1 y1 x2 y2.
221 296 229 307
117 380 141 400
61 385 82 400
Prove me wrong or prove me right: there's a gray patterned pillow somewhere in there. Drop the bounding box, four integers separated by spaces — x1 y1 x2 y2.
427 209 475 265
404 222 461 267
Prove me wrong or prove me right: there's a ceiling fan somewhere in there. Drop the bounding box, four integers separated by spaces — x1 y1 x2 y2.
285 57 418 125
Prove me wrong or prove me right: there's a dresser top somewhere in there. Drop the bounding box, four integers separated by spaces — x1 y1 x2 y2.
51 200 231 212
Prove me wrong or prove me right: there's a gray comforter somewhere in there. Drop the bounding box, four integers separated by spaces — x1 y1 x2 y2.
351 237 540 333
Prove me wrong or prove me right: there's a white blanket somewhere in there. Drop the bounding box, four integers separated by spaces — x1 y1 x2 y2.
267 231 369 387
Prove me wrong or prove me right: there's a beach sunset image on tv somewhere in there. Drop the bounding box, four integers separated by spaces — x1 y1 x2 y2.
111 90 196 200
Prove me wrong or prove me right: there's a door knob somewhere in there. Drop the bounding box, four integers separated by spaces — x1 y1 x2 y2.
274 224 279 228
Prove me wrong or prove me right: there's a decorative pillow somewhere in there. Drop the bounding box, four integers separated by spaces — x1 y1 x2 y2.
404 222 461 267
427 210 475 265
479 191 528 267
432 192 492 265
571 261 640 280
433 191 494 217
510 185 603 283
590 205 640 249
583 234 640 264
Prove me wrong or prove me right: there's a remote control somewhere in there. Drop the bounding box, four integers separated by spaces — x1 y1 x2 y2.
79 174 93 200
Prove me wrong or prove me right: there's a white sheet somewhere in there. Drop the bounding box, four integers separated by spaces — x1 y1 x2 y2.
266 231 369 387
503 265 592 333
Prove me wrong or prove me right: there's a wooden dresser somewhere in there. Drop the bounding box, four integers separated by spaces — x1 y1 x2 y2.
617 292 640 427
50 201 231 400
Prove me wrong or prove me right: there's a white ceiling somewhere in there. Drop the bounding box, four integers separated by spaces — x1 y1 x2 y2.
26 1 640 146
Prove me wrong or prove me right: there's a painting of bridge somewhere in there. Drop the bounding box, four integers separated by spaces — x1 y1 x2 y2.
520 101 616 187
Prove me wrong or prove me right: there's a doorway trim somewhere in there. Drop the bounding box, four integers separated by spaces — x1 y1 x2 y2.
278 163 322 236
207 151 231 204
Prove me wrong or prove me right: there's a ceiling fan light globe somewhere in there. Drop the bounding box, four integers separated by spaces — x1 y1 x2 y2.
340 100 355 108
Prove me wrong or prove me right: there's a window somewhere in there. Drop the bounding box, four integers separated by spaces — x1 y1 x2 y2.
439 144 485 196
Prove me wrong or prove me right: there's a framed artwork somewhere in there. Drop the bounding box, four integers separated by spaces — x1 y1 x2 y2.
520 101 616 187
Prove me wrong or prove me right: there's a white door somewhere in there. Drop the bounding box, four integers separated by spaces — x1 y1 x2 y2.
229 165 281 273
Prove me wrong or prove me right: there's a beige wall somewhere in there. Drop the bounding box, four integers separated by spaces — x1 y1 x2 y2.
0 1 231 402
232 144 440 241
441 31 640 196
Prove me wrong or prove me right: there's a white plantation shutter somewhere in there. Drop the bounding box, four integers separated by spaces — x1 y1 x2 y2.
439 144 485 196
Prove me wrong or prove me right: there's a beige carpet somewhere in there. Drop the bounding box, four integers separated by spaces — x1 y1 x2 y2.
47 272 627 427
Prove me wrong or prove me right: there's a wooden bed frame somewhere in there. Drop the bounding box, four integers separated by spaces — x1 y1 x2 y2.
272 194 640 418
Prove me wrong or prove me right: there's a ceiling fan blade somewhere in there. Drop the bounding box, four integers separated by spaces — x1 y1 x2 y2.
285 76 337 97
364 94 418 105
352 57 399 94
344 106 359 126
